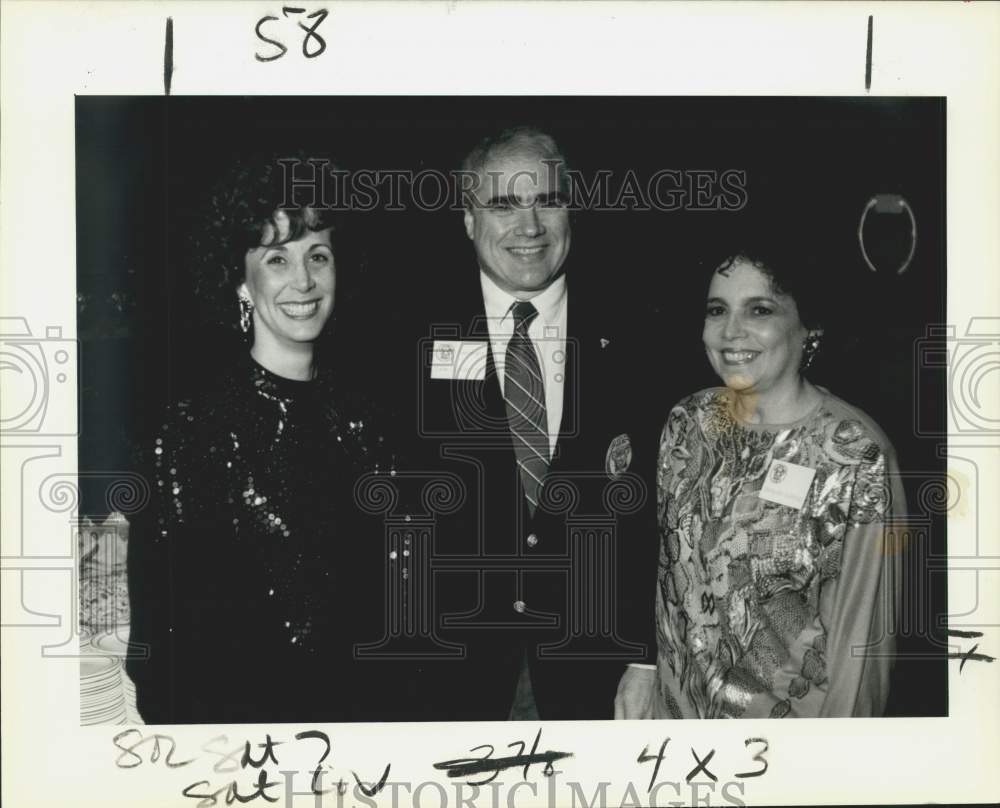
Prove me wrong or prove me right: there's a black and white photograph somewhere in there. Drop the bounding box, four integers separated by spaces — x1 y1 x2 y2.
2 3 998 807
75 95 948 726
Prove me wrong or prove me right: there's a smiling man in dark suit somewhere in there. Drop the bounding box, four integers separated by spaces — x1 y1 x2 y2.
362 126 660 721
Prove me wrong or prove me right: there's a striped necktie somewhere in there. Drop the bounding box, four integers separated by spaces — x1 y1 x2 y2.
503 301 549 513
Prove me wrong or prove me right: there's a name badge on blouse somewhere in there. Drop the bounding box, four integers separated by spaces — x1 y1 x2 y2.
429 340 488 381
759 459 817 510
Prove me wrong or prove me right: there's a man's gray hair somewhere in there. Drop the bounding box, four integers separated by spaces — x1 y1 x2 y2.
460 125 571 207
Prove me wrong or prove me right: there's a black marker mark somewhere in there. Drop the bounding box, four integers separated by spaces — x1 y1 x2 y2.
433 750 571 785
239 770 282 804
947 644 996 673
255 7 327 62
735 738 769 779
182 780 226 807
521 728 541 780
351 764 391 798
294 730 334 795
638 738 670 793
184 771 282 806
865 15 873 91
241 735 282 769
686 748 717 783
163 17 173 96
946 629 984 639
434 731 572 786
299 10 328 58
255 16 287 62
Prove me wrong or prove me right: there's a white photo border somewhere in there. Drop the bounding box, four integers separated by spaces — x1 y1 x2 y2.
2 2 998 806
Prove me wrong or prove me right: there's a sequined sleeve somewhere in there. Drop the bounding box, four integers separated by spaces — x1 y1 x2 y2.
125 400 195 723
318 381 400 476
818 446 906 717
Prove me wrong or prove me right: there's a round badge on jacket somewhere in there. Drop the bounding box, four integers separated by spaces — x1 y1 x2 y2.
605 433 633 478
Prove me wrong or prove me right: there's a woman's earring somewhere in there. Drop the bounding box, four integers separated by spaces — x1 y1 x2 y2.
238 294 254 333
801 332 822 371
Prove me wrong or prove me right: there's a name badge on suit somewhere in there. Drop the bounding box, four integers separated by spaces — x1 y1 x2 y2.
429 340 489 381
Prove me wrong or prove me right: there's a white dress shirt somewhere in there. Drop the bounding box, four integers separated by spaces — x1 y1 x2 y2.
481 272 653 673
479 271 568 459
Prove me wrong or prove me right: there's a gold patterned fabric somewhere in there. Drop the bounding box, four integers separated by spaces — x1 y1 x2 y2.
654 388 905 719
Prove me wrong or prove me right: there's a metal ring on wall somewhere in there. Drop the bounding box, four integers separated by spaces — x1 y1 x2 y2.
858 194 917 275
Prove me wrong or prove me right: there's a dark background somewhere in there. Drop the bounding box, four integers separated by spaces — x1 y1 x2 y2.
76 96 948 717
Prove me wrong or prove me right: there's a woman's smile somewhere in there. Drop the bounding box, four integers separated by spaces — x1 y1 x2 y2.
720 349 760 365
276 299 321 319
703 259 809 398
241 217 337 360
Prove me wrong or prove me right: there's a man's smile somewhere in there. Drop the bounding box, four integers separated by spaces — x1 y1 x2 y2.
507 245 547 258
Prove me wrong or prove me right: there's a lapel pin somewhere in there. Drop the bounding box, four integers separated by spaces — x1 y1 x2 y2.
605 433 633 478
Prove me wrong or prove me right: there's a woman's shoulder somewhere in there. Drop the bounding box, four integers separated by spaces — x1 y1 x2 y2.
814 390 898 466
163 366 246 424
664 387 729 420
145 362 255 452
657 388 729 443
667 387 725 411
317 378 398 475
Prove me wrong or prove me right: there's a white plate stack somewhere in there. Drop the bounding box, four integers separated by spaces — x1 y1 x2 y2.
80 650 126 726
80 628 142 725
91 630 143 724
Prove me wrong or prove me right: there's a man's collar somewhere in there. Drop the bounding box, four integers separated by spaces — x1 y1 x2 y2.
479 271 568 327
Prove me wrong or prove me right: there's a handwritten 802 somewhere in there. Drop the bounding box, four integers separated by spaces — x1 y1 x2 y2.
255 7 329 62
112 729 391 806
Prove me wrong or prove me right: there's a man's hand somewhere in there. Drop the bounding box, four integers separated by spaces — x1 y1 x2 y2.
614 666 656 719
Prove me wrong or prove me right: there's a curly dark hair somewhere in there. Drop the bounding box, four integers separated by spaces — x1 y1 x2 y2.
181 151 360 339
690 208 864 383
710 253 825 333
700 217 830 334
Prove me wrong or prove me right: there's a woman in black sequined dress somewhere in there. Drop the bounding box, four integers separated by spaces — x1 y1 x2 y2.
126 160 391 724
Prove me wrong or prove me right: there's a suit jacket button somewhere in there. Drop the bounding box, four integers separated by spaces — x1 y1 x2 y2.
513 600 526 614
526 533 538 548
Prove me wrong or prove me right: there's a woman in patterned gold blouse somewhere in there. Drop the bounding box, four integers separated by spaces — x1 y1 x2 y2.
126 158 392 723
617 237 905 719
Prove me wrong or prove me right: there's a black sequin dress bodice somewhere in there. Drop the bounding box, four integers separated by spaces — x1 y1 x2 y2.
127 356 391 724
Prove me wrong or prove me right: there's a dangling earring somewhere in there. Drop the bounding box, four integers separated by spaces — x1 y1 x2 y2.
238 294 254 333
801 332 822 371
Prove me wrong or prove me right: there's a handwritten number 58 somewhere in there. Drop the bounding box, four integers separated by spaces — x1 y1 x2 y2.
255 7 328 62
